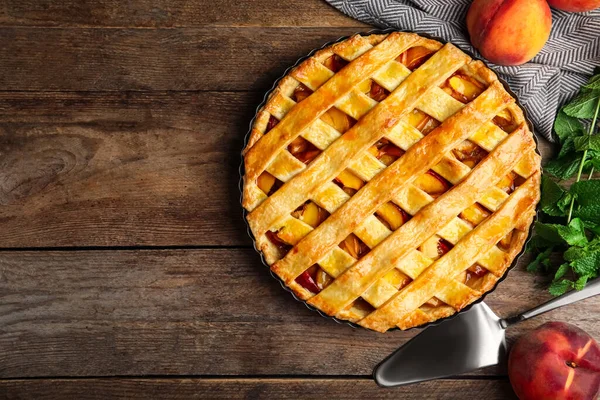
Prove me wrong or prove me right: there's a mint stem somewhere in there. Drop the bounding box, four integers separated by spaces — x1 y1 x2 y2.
590 167 595 180
567 97 600 222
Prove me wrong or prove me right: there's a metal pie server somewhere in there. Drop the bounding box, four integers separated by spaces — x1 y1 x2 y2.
374 278 600 387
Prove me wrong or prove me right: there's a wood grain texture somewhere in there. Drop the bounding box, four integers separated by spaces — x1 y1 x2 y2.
0 27 368 92
0 378 518 399
0 91 256 247
0 0 584 397
0 92 554 248
0 0 366 28
1 249 598 378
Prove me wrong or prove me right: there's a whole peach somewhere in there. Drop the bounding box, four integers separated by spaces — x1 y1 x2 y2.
547 0 600 12
509 322 600 400
466 0 552 66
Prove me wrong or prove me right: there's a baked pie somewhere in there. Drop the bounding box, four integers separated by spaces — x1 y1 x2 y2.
242 32 541 333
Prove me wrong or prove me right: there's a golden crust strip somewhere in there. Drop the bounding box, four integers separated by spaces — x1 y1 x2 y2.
359 174 540 332
392 224 533 330
244 32 418 181
247 44 471 239
272 81 513 284
306 124 532 316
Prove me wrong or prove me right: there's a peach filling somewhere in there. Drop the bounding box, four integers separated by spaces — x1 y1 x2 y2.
334 169 364 196
350 298 376 315
406 109 440 134
288 136 321 164
369 81 389 102
292 201 329 228
420 235 453 261
425 297 444 307
493 109 517 132
443 73 485 103
497 171 517 194
442 74 518 133
383 268 412 291
460 203 491 226
498 230 514 251
369 138 405 166
321 107 356 133
266 230 292 256
376 202 410 231
414 171 450 198
266 115 279 132
419 236 453 307
293 84 356 134
499 171 526 195
257 171 283 195
295 264 333 294
397 46 435 70
460 264 488 289
452 140 488 168
340 233 370 259
292 83 313 103
357 79 390 102
323 54 348 72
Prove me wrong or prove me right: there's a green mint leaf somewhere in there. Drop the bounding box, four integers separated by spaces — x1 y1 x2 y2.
557 192 574 214
527 235 556 252
539 176 571 216
544 153 583 180
564 241 600 278
570 180 600 203
554 263 570 280
540 175 566 211
589 150 600 169
583 220 600 236
558 136 577 159
543 204 566 217
563 91 600 119
574 275 590 291
570 251 600 277
570 180 600 223
557 218 588 246
572 206 600 224
542 258 552 270
574 135 600 152
564 246 589 262
549 279 573 296
534 219 588 247
534 222 564 244
526 246 554 273
584 74 600 91
553 110 585 143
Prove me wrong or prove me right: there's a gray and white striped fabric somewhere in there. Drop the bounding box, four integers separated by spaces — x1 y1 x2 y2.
326 0 600 141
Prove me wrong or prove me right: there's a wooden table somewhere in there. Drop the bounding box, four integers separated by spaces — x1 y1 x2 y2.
0 1 598 398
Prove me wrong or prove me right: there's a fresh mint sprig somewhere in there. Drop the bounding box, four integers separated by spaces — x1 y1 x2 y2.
527 68 600 296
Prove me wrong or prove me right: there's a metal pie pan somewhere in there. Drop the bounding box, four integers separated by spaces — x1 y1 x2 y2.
239 28 541 332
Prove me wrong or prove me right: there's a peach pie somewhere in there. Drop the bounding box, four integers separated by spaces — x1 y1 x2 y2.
242 32 541 332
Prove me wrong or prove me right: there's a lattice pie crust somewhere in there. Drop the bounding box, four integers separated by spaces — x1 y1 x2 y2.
242 32 540 332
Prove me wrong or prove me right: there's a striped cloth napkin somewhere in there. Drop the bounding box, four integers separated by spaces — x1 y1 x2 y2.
325 0 600 141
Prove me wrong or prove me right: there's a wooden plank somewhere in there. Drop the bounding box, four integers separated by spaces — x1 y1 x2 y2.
0 91 258 247
0 27 368 92
0 91 554 248
1 249 597 378
0 0 366 28
0 378 517 399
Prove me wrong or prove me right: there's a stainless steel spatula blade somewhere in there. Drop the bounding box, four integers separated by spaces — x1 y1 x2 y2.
374 278 600 387
374 303 506 387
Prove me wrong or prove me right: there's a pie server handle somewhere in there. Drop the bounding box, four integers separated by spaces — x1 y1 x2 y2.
502 277 600 327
